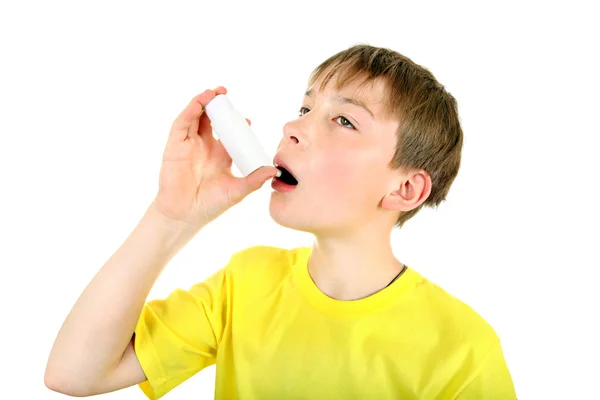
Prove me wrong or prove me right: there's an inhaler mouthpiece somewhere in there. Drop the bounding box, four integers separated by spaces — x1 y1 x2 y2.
204 94 271 176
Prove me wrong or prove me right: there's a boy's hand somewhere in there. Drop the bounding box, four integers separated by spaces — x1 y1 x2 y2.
154 87 279 227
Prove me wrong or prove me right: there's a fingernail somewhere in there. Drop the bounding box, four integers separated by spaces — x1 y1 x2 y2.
275 169 282 178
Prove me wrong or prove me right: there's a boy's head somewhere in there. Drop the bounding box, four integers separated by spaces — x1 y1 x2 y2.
269 44 463 236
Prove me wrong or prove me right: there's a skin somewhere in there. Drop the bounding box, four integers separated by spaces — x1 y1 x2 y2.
44 79 433 396
269 74 432 301
44 88 278 396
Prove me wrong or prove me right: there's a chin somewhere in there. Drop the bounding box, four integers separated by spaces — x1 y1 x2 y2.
269 201 305 231
268 194 346 235
268 194 314 233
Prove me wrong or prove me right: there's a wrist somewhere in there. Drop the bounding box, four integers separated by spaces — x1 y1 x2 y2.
142 200 203 250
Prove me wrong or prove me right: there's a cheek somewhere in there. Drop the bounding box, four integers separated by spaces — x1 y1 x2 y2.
317 149 385 197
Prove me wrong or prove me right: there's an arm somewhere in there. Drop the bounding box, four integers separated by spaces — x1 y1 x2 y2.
44 88 277 397
44 201 201 396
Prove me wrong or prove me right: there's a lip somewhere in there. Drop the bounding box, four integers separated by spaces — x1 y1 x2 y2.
271 178 297 193
273 155 297 181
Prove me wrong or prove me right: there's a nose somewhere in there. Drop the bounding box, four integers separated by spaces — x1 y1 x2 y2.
282 118 308 148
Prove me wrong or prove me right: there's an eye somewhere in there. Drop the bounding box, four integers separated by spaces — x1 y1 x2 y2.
298 106 310 117
335 116 355 130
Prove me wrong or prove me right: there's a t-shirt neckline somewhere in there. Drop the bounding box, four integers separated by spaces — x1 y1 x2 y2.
292 246 420 318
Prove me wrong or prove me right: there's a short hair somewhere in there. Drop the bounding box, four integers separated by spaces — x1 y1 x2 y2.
309 45 463 228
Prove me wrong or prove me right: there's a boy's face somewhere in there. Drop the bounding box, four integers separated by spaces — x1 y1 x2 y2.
269 73 404 235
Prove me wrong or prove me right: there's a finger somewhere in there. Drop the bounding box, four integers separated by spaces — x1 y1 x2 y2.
246 118 251 126
198 110 214 141
186 89 226 140
169 90 217 143
190 87 228 140
229 166 280 203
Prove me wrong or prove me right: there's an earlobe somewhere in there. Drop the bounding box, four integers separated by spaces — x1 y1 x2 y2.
381 171 432 212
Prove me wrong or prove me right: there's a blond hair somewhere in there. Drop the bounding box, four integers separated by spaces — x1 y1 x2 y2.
308 44 464 228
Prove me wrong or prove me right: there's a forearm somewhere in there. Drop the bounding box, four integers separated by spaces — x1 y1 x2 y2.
45 200 201 388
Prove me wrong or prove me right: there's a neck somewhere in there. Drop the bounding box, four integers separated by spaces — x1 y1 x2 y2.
308 227 403 301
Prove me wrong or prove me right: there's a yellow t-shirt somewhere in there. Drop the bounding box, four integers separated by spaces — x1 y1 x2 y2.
134 246 516 399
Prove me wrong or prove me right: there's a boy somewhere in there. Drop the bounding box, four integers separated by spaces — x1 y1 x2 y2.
45 45 516 399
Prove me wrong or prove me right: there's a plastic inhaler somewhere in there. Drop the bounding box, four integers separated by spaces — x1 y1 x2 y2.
204 94 272 176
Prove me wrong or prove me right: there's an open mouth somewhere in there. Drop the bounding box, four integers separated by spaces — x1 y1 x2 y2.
275 166 298 186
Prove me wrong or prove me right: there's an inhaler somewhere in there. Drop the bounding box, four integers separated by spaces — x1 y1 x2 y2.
204 94 273 177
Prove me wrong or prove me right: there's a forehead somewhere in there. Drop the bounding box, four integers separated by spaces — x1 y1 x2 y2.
306 71 389 116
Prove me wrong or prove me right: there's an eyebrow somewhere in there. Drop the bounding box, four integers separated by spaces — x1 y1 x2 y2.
305 89 375 119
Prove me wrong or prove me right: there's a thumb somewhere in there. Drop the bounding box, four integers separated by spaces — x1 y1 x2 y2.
229 166 279 202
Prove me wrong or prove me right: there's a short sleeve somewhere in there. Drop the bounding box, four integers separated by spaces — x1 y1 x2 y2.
456 341 517 399
133 266 229 399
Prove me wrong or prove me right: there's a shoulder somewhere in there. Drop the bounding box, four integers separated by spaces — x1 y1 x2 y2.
406 271 511 394
226 245 301 271
409 270 499 343
404 270 501 374
223 244 308 286
228 245 295 265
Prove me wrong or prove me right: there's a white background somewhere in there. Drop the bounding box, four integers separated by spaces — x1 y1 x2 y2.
1 0 598 398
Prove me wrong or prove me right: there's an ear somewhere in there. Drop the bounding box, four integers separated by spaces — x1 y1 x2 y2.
381 170 432 212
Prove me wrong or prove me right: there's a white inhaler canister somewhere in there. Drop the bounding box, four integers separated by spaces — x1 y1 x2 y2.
204 94 271 176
